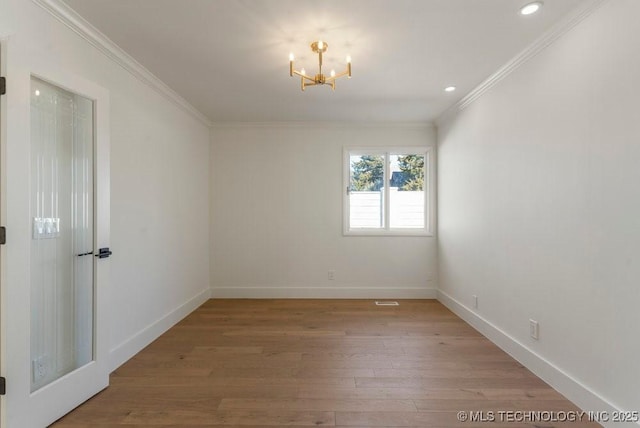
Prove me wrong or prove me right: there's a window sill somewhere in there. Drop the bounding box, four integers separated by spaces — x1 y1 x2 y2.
343 229 434 237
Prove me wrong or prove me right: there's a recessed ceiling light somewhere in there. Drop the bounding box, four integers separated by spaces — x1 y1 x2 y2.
520 1 543 15
444 86 456 92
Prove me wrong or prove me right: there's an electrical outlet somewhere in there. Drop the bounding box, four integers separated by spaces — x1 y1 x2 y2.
328 270 335 280
529 319 539 340
473 295 478 309
32 356 46 381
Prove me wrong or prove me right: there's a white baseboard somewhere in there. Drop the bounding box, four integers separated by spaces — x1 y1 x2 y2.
437 289 632 428
108 287 211 372
210 286 437 299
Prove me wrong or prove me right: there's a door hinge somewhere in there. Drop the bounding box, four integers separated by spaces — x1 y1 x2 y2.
0 226 5 245
0 77 5 95
0 377 6 395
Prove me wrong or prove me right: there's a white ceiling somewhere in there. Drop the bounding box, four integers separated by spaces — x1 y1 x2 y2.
62 0 584 123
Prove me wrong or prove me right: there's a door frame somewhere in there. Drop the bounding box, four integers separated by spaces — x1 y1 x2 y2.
0 51 110 428
0 37 9 428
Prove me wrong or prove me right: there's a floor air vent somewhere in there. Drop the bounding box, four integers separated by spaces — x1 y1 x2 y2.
375 301 399 306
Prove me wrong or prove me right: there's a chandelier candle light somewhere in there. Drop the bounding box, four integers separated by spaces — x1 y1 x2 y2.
289 40 352 91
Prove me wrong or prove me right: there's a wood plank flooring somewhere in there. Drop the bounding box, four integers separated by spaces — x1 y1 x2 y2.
51 299 600 427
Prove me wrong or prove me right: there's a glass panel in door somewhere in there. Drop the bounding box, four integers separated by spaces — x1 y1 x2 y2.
30 77 94 392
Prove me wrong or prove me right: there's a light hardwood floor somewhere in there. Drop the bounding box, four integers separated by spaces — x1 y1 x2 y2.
51 299 600 427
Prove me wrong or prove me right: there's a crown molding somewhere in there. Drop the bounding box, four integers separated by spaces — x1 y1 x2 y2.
210 121 435 130
32 0 212 127
437 0 609 125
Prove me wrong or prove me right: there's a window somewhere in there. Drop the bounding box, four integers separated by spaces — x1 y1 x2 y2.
343 147 434 236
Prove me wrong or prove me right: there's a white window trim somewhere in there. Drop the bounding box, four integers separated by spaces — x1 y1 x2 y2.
343 146 435 237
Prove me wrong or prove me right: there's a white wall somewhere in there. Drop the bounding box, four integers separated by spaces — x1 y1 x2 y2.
437 0 640 416
1 0 210 377
210 123 436 298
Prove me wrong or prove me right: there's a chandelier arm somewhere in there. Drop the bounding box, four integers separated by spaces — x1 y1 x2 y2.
292 70 317 82
330 68 351 80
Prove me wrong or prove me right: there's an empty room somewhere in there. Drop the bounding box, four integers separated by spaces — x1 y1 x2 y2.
0 0 638 427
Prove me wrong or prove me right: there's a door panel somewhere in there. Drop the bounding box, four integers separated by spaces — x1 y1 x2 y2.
1 62 110 428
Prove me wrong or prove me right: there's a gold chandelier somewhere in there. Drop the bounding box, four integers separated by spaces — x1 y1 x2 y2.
289 41 352 91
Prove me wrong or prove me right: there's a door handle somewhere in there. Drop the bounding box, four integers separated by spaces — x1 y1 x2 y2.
95 248 112 259
77 251 94 257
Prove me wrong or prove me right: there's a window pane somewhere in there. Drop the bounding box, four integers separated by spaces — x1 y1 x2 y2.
349 154 384 228
389 154 425 229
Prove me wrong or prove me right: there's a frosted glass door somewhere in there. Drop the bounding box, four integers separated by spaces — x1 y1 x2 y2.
30 77 94 392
